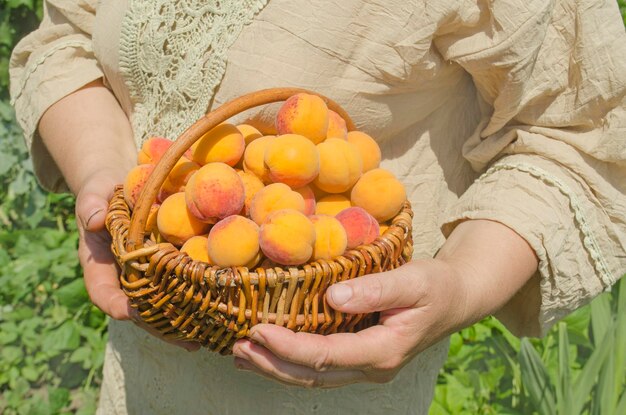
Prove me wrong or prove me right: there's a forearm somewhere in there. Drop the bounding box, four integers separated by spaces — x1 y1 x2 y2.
38 79 137 195
435 219 539 327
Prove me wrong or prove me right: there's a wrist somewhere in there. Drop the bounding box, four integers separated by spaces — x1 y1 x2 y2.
434 219 538 325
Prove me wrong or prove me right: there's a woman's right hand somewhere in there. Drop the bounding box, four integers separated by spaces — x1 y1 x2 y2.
75 169 200 352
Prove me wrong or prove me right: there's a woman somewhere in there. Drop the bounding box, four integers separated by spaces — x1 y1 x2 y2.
10 0 626 413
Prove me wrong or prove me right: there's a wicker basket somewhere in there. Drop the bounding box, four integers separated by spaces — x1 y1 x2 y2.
105 87 414 354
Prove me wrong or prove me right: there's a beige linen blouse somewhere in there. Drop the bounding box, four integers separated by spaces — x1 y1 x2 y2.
10 0 626 414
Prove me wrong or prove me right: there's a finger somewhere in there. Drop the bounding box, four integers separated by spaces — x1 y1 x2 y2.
326 263 429 313
76 192 109 232
245 324 404 372
79 227 131 320
233 340 366 388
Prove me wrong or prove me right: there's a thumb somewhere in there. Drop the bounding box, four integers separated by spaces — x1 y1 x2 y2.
326 265 427 313
76 176 118 232
76 193 109 232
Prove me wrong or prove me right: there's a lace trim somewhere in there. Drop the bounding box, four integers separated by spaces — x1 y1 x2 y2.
479 162 615 289
10 39 94 106
119 0 269 145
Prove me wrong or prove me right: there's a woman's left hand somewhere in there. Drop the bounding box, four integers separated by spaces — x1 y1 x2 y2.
232 219 539 388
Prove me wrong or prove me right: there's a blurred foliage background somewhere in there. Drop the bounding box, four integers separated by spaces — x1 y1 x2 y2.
0 1 625 413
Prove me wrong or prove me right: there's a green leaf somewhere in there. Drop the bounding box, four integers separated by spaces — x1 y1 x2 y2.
20 364 39 382
49 387 71 413
1 345 23 364
590 293 612 346
556 323 572 415
0 152 17 175
55 278 89 309
519 338 555 415
41 321 80 352
571 325 614 413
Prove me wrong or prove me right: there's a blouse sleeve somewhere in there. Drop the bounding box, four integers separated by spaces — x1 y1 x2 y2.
9 0 103 192
435 0 626 336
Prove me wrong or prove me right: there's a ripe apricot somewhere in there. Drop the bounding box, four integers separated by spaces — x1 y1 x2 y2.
293 185 316 216
336 207 379 249
264 134 320 188
259 209 316 265
157 157 200 202
315 194 352 216
249 183 305 225
326 110 348 140
123 164 155 209
157 192 210 246
237 170 265 217
236 124 263 146
207 216 261 268
242 135 275 183
275 93 329 144
347 131 381 172
192 123 245 167
351 169 406 222
314 138 363 193
310 215 348 261
145 203 160 235
185 163 245 223
181 235 212 264
379 223 390 235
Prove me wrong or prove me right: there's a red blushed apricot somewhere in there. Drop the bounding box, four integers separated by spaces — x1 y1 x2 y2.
310 215 348 260
350 169 406 222
181 235 212 264
185 163 245 223
249 183 306 225
123 164 155 210
157 157 200 202
138 137 193 165
336 207 379 249
138 137 170 165
293 185 316 216
275 93 329 144
264 134 320 188
326 110 348 140
207 216 261 268
346 131 381 172
157 192 211 246
192 123 245 167
259 209 316 266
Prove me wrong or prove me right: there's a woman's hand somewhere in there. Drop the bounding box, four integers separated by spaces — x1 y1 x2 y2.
75 169 201 351
232 219 539 387
38 79 199 351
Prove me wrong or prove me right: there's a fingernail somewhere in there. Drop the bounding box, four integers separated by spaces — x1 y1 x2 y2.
85 208 104 229
232 342 249 359
248 328 263 344
329 283 353 306
128 306 142 323
234 357 252 371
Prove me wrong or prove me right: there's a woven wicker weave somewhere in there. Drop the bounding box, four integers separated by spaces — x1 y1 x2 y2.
105 88 414 354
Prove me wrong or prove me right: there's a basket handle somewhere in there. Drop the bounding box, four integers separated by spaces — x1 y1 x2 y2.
127 87 356 252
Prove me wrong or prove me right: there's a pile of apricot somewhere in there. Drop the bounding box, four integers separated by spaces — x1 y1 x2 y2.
124 93 406 267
